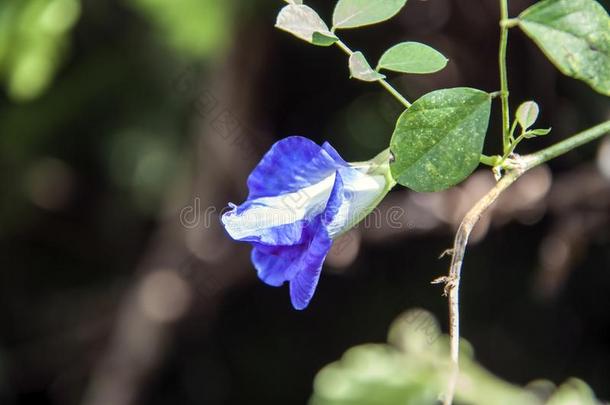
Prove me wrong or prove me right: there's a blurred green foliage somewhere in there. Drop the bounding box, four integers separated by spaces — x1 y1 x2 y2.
0 0 236 233
0 0 232 103
106 128 183 213
0 0 80 101
127 0 232 58
311 309 602 405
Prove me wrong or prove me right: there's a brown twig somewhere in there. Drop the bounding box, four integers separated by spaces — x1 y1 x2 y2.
434 165 524 405
436 120 610 405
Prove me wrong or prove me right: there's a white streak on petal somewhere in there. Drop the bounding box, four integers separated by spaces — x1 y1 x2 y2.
326 168 386 238
222 173 336 241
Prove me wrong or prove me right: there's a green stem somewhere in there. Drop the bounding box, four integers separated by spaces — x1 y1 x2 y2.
480 154 500 166
335 40 411 109
489 90 502 99
500 129 525 162
524 120 610 169
508 118 518 143
499 0 511 153
335 39 352 56
378 79 412 108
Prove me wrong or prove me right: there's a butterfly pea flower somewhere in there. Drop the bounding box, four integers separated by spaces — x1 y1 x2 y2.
221 136 395 310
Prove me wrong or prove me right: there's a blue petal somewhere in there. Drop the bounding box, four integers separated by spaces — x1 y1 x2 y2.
285 174 345 309
250 217 320 286
222 200 311 245
288 224 332 310
322 141 348 166
247 136 342 199
222 171 337 246
251 243 305 287
323 166 386 238
322 170 345 227
250 217 332 310
250 233 317 288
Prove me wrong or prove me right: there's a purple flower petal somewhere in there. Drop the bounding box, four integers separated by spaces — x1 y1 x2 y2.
288 223 332 310
251 217 332 309
251 242 307 287
246 136 343 199
322 141 348 165
249 218 318 287
223 200 312 245
321 169 345 227
248 172 344 309
222 171 337 246
322 166 386 238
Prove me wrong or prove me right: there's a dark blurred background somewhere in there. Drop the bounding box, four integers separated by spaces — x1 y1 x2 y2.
1 0 609 404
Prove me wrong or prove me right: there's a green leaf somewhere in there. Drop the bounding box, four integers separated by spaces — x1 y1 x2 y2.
546 379 598 405
310 310 549 405
377 42 448 74
518 0 610 96
275 5 334 45
349 51 386 82
524 127 552 138
390 88 491 192
515 101 539 129
312 31 339 46
311 344 442 405
283 0 303 4
332 0 407 29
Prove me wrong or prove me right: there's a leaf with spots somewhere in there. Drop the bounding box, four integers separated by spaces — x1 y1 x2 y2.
390 88 491 192
518 0 610 96
275 5 335 46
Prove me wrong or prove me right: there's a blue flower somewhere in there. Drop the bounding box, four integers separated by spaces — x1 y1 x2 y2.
221 136 394 310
